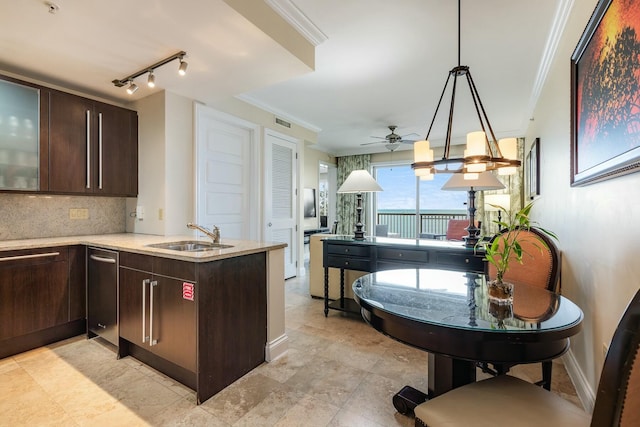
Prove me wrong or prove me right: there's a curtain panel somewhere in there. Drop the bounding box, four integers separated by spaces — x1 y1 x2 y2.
336 154 371 236
477 138 525 237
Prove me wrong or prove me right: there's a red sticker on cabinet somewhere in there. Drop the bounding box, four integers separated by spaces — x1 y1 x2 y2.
182 282 195 301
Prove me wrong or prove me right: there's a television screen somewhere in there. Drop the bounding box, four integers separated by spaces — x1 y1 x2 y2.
303 188 316 218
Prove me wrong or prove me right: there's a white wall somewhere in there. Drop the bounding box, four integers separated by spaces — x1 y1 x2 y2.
127 90 195 236
164 92 194 235
524 0 640 408
128 91 166 235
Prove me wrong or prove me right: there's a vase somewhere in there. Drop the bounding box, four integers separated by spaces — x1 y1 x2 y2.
487 280 514 304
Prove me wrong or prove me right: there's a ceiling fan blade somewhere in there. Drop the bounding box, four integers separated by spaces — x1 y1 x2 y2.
401 132 421 139
360 141 384 146
369 135 386 140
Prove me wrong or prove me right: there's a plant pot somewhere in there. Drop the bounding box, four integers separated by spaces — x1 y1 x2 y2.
487 280 514 304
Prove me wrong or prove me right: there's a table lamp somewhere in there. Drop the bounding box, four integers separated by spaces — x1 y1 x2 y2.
484 194 511 232
337 170 383 240
442 171 505 247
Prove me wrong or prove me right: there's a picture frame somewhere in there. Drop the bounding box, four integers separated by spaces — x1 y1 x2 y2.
527 138 540 200
570 0 640 186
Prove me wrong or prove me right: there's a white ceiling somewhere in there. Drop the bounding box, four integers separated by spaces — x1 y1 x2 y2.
0 0 572 157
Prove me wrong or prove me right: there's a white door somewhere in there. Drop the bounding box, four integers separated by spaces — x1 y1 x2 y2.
195 104 259 240
264 129 298 279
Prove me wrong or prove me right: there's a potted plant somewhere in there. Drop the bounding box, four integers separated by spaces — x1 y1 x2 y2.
481 201 558 303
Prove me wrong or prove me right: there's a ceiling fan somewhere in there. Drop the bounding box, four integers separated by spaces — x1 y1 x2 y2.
361 125 420 152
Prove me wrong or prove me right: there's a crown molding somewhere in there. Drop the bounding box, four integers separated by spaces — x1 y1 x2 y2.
524 0 575 130
265 0 328 46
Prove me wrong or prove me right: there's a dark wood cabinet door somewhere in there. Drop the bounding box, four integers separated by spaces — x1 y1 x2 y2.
0 248 69 341
48 90 94 193
94 102 138 196
150 275 197 372
119 266 149 346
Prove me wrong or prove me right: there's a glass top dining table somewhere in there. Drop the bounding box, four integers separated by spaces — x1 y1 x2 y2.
351 268 584 397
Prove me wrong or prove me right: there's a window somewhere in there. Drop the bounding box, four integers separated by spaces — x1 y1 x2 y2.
373 163 466 238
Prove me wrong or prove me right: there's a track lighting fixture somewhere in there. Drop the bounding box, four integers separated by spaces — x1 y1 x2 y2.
147 71 155 88
112 51 187 95
178 58 188 76
126 81 138 95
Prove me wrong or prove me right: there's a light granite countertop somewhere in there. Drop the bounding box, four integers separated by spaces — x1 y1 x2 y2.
0 233 287 262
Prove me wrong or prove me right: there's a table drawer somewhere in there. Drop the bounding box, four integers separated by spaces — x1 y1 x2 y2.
434 251 485 272
378 247 429 264
326 255 371 271
326 244 371 258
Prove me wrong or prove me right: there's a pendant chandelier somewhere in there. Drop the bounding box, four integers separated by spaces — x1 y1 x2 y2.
411 0 521 180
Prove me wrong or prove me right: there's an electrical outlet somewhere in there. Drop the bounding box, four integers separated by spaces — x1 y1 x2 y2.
136 206 145 220
70 208 89 220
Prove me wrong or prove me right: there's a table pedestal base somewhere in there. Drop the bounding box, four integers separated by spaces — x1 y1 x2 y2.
428 353 476 397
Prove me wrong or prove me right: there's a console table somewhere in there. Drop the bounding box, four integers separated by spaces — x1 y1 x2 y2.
322 236 486 316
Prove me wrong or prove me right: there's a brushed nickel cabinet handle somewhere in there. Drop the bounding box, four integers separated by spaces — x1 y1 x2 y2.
149 280 158 346
142 278 150 343
0 252 60 262
86 109 91 189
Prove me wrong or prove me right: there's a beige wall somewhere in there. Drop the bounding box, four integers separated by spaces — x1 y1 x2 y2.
524 0 639 408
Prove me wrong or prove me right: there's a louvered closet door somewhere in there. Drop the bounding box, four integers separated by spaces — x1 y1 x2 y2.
264 129 298 279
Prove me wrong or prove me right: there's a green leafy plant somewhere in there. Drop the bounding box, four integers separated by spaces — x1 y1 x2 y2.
482 201 557 283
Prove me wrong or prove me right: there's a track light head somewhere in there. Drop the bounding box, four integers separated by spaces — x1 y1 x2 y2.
126 81 138 95
178 58 188 76
147 72 155 88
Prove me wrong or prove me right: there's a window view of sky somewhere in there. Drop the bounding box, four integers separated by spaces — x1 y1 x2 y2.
375 164 467 211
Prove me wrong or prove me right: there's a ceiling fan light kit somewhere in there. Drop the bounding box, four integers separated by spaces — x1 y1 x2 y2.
113 51 188 95
411 0 521 178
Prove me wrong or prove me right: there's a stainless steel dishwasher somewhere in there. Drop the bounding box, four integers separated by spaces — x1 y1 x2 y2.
87 247 119 346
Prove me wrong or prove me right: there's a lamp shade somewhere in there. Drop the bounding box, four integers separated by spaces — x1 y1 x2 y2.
484 194 511 211
442 171 505 191
337 170 383 193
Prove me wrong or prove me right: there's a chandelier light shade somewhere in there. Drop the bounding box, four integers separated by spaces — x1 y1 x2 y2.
113 51 187 95
411 0 521 176
337 170 383 240
442 172 505 247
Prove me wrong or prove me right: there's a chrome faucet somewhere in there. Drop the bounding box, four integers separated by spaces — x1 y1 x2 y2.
187 223 220 244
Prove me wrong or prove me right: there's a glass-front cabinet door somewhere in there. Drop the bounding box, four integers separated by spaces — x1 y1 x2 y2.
0 79 40 191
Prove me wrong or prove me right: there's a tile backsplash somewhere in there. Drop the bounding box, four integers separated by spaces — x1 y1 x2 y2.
0 194 126 241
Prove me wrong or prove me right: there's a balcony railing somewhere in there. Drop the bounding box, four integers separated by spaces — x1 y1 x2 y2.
376 211 467 239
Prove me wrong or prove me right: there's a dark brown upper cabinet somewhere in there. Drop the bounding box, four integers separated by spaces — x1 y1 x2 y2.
48 90 138 196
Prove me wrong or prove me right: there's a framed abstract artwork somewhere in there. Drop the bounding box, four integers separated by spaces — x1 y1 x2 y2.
570 0 640 186
527 138 540 200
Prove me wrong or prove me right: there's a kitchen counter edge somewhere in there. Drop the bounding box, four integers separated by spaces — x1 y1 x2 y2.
0 233 287 262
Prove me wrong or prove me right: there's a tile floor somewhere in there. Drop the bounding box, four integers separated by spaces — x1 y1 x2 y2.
0 274 584 426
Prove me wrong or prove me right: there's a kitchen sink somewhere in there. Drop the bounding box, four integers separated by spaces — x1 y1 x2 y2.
146 241 234 252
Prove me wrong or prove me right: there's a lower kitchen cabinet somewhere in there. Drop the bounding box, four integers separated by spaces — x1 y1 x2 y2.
119 251 265 403
0 246 85 359
119 253 196 372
